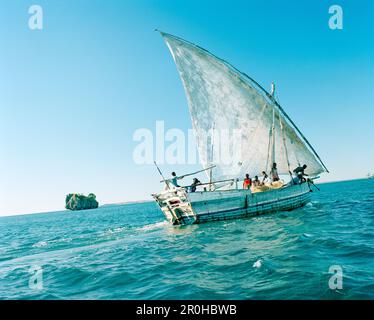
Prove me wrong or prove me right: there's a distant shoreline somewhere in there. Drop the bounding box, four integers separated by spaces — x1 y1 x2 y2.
318 177 372 184
101 200 153 206
0 199 154 219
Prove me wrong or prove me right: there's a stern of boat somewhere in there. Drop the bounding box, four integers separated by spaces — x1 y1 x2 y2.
152 188 197 225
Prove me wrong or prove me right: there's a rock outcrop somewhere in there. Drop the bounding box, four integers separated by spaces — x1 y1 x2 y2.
65 193 99 211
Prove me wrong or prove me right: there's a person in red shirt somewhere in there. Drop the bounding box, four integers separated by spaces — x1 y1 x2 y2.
243 174 252 189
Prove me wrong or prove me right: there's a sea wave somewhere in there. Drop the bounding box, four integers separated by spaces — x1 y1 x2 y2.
0 180 373 299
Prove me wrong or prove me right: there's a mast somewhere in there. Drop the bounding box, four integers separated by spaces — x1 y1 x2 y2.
209 123 215 191
270 82 276 167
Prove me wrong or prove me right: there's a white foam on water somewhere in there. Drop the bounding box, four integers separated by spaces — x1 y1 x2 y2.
137 221 168 232
32 241 48 248
101 227 127 236
253 259 262 268
32 237 72 248
303 233 313 237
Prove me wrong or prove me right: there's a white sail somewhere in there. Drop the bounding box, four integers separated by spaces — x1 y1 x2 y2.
161 32 328 180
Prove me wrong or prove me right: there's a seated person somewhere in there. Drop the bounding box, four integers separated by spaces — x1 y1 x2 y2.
190 178 201 193
293 164 308 183
253 175 261 187
243 174 252 189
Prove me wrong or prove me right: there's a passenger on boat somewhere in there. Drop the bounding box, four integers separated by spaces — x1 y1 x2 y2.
271 163 280 182
243 174 252 189
293 164 308 183
170 172 180 187
253 176 261 187
190 178 201 193
261 171 269 185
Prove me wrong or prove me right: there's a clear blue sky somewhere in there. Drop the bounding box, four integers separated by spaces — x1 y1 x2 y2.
1 0 373 216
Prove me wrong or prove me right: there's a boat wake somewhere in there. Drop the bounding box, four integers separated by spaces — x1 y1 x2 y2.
136 221 168 232
32 237 72 248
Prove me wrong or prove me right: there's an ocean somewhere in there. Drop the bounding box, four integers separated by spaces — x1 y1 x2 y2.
0 179 373 300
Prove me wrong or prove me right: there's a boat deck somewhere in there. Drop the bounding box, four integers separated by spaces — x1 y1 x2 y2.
154 183 312 225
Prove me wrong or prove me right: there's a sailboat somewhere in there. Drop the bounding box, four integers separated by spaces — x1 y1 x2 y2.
152 31 328 225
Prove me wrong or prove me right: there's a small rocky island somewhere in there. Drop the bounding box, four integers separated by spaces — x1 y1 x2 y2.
65 193 99 211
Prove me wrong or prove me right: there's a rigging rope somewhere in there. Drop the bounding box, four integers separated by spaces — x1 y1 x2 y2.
209 123 215 190
275 93 291 174
279 113 291 173
265 127 272 174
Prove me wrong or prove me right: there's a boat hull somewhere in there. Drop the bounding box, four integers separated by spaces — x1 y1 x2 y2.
152 183 312 225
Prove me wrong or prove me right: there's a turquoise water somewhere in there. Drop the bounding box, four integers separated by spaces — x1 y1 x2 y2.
0 179 373 300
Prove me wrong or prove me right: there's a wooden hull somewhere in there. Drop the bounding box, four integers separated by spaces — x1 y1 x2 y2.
152 183 312 225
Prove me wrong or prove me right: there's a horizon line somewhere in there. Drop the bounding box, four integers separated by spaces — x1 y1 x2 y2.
0 177 371 218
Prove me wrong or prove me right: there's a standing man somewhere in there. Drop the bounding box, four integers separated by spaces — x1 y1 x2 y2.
261 171 269 185
271 163 280 182
170 172 180 187
243 174 252 189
